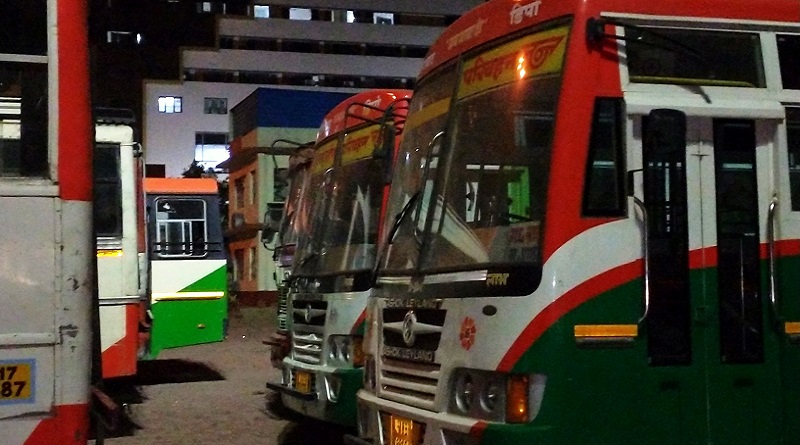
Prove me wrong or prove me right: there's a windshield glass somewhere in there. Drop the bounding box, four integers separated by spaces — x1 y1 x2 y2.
293 139 336 275
386 24 568 275
380 66 457 273
277 162 310 261
313 124 389 275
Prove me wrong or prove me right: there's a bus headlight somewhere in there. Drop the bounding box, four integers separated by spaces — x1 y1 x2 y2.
448 368 546 423
454 373 474 412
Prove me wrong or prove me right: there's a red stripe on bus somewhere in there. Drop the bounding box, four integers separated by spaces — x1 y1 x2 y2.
24 403 90 445
101 304 140 379
351 309 367 335
58 0 92 202
497 260 642 372
469 420 488 438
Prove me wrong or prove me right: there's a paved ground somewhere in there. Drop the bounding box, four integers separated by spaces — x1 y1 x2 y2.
91 305 353 445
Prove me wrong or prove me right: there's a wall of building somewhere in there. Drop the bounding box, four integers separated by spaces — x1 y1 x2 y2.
143 81 354 177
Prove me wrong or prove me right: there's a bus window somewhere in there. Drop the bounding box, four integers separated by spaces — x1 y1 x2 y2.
94 144 123 237
778 35 800 90
154 198 208 257
0 63 48 177
582 98 625 216
786 107 800 210
626 28 765 88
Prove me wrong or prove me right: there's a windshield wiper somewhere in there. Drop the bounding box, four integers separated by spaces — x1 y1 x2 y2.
371 190 421 284
297 250 319 268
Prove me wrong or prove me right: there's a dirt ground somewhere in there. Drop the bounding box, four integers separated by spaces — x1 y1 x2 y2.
90 305 353 445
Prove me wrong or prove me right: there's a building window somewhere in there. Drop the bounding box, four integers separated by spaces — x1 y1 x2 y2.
374 12 394 24
234 249 244 280
254 5 269 18
235 177 245 209
204 97 227 115
195 132 228 170
249 246 257 280
158 96 182 113
289 8 311 20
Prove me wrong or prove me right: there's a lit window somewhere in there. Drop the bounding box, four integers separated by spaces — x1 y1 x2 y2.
347 10 356 23
254 5 269 18
373 12 394 25
194 132 228 170
158 96 182 113
289 8 311 20
204 97 228 115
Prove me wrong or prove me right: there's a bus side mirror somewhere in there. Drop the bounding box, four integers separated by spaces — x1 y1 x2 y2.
628 109 686 198
261 203 284 246
644 108 687 156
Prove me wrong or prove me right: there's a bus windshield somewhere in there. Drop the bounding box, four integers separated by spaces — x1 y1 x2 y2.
278 162 311 251
380 66 457 273
384 24 568 275
314 125 387 275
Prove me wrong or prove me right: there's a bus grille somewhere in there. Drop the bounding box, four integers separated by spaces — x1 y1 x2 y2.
277 284 289 332
378 307 446 411
290 299 327 364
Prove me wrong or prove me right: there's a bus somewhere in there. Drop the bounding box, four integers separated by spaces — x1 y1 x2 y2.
94 109 148 380
143 178 228 358
0 1 95 443
349 1 800 445
267 90 411 426
263 141 315 369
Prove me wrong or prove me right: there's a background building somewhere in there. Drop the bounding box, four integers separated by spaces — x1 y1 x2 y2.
222 87 352 304
90 0 483 303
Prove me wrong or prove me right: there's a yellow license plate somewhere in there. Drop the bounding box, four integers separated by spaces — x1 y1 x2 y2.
294 371 311 393
0 362 33 402
389 414 421 445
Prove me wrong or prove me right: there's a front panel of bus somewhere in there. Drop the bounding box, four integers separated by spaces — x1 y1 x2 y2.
278 125 388 426
145 191 227 358
354 6 800 445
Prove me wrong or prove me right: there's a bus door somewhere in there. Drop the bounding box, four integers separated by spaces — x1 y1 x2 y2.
636 109 798 444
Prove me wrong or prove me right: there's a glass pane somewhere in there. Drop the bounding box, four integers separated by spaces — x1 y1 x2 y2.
583 99 625 216
627 28 764 88
713 119 763 364
380 66 457 273
0 0 47 55
419 25 568 274
787 108 800 210
0 62 48 177
778 35 800 90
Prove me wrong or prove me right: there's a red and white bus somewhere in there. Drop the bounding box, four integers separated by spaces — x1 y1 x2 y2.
0 0 94 443
268 90 410 426
351 1 800 444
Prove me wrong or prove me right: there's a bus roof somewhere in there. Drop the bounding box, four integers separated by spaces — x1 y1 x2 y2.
317 89 412 142
143 177 219 195
420 0 800 78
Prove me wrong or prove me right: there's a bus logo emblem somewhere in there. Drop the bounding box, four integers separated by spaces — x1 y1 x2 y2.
402 311 417 347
